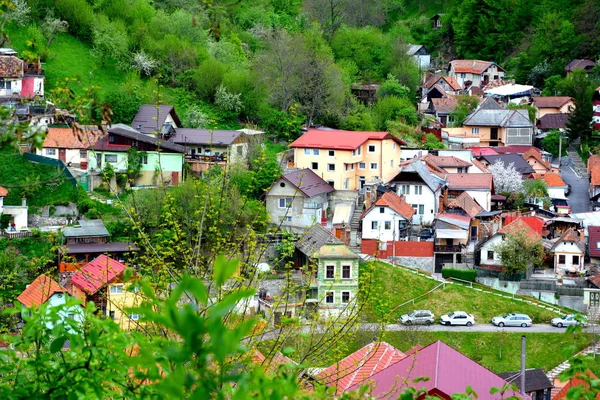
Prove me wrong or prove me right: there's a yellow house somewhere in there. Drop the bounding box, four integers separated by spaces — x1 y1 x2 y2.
289 129 405 191
463 109 533 147
106 281 145 330
532 96 574 119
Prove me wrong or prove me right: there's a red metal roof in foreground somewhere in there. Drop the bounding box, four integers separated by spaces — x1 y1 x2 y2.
317 342 407 394
346 340 527 399
289 129 405 150
72 254 126 294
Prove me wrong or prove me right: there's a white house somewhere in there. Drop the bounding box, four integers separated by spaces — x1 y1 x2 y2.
361 192 415 242
447 60 505 88
551 229 586 276
0 186 28 231
478 218 541 269
407 44 430 70
36 127 101 167
390 159 447 225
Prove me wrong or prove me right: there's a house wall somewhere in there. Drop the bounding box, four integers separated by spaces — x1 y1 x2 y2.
438 150 473 162
536 102 574 119
553 241 585 274
0 78 22 97
1 202 28 230
466 190 491 211
451 64 504 88
396 184 438 225
316 244 359 308
479 235 503 267
361 206 410 242
21 76 44 97
20 292 84 329
548 186 567 200
265 178 328 227
106 282 144 330
525 157 550 174
413 54 430 70
38 147 88 165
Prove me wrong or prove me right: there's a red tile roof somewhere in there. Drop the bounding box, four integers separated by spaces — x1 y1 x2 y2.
446 192 484 217
43 128 96 149
72 255 126 295
437 213 472 225
289 129 405 150
537 113 570 131
17 274 66 308
471 159 488 172
532 173 566 187
499 218 541 241
504 215 546 235
494 145 540 155
0 55 23 77
450 60 499 75
523 148 551 171
468 147 499 157
431 97 458 113
591 167 600 186
446 173 493 190
589 226 600 258
533 96 573 109
553 371 600 400
423 74 462 91
365 192 415 220
588 155 600 174
317 342 406 394
346 340 525 399
0 186 7 197
423 154 472 168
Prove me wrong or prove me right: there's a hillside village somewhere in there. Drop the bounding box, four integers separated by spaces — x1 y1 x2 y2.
1 0 600 398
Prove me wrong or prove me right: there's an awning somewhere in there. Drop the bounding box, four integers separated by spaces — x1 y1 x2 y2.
485 84 535 97
435 229 468 239
332 203 352 225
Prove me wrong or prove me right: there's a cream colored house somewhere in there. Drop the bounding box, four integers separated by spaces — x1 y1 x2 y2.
289 129 405 191
532 97 574 119
462 109 533 147
551 229 586 276
448 60 505 88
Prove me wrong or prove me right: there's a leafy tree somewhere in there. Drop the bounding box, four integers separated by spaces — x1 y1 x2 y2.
104 86 143 124
92 16 129 65
373 96 417 130
52 0 95 40
185 58 227 102
450 96 479 127
565 71 596 143
541 130 567 157
330 26 389 81
489 160 523 194
493 229 543 275
423 133 445 150
523 179 549 200
376 74 410 99
131 51 157 77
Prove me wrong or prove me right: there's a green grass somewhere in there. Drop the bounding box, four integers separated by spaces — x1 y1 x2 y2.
361 262 561 324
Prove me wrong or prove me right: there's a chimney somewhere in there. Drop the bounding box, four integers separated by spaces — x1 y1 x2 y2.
21 198 27 207
520 336 526 396
580 229 585 242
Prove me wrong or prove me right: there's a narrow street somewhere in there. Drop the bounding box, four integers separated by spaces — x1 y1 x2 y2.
560 152 591 213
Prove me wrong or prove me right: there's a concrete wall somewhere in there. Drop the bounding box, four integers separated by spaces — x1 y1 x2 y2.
362 205 410 242
398 184 437 225
476 277 520 294
390 256 434 273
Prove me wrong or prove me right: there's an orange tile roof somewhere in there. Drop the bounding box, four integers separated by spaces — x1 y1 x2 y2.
367 192 415 220
43 128 95 149
592 167 600 186
450 60 497 74
532 96 573 109
0 186 7 197
251 350 296 375
532 173 566 187
523 148 551 171
471 159 488 172
17 274 66 308
553 371 600 400
588 155 600 173
499 218 541 241
446 173 493 190
446 192 484 217
423 154 472 168
317 342 406 394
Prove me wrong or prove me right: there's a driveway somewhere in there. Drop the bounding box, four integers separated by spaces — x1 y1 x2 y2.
560 165 591 213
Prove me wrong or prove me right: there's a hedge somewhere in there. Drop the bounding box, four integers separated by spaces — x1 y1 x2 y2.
442 268 477 282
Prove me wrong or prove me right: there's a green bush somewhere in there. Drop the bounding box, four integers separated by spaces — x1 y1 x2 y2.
53 0 96 41
442 268 477 282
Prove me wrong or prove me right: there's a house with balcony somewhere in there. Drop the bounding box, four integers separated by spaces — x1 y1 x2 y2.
389 159 447 225
88 124 185 188
265 168 334 228
289 128 405 191
462 108 533 147
433 213 471 272
551 229 586 277
447 60 505 88
361 192 415 245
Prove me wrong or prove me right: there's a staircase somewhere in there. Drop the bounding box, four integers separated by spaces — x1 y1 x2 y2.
349 194 364 250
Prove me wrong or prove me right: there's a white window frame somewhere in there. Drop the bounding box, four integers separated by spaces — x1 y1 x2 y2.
312 149 320 155
79 150 87 159
384 221 392 230
325 291 335 304
359 162 366 170
105 154 118 163
311 162 318 170
109 285 123 294
400 185 410 195
46 148 56 156
414 185 423 195
130 313 140 321
341 291 350 303
304 149 310 155
328 150 335 156
278 197 293 208
370 163 378 170
471 127 480 134
371 221 378 230
419 205 424 215
325 265 335 279
328 163 335 171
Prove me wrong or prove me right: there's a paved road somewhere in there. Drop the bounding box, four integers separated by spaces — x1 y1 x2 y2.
560 165 591 213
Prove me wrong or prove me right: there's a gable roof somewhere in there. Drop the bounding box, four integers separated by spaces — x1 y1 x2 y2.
445 173 493 190
479 96 503 110
450 60 502 75
170 128 243 146
431 97 458 114
523 148 552 171
565 59 596 72
295 224 343 258
497 369 552 393
63 219 109 238
317 342 406 394
277 168 334 198
551 228 585 253
532 173 567 187
394 159 447 193
503 215 546 236
471 158 489 172
436 213 472 229
131 105 182 134
446 192 484 218
0 55 23 77
482 154 536 175
464 109 532 128
17 274 66 308
589 226 600 258
43 128 95 149
588 155 600 174
346 340 524 399
110 124 186 153
424 74 461 91
537 113 570 131
365 192 415 220
499 218 542 241
553 371 600 400
469 147 499 157
423 154 472 168
532 96 573 109
0 186 7 197
407 44 426 56
72 255 126 295
289 129 405 150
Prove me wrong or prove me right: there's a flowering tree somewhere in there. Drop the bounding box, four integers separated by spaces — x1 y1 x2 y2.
489 160 523 193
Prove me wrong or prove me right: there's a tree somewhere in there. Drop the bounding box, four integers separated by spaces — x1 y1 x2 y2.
376 74 410 99
565 71 596 143
489 160 523 194
450 96 479 127
423 133 445 150
373 96 417 130
541 130 567 157
493 229 543 275
92 16 129 65
131 51 157 77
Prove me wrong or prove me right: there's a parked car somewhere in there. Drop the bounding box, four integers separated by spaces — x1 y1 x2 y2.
565 184 572 196
419 228 434 240
551 314 587 327
399 310 435 325
491 313 532 328
439 311 475 326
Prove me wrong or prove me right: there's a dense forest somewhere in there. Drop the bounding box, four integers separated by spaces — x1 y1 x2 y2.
4 0 600 139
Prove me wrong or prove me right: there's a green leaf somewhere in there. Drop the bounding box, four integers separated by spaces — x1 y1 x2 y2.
50 336 67 353
213 255 239 286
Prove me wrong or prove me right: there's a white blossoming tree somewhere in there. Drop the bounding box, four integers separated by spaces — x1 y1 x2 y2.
489 160 523 193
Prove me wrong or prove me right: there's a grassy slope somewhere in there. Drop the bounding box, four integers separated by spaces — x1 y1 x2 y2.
361 262 560 323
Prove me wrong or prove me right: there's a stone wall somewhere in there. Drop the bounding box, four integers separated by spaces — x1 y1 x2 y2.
476 277 521 294
29 214 73 227
389 256 434 273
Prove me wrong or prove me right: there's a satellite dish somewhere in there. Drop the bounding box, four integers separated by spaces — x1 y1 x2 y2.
256 263 271 273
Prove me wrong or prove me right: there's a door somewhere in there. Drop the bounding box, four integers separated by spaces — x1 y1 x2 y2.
58 148 66 162
171 171 179 185
491 128 498 140
470 226 478 241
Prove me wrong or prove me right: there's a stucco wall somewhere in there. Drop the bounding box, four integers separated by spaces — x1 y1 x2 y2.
390 256 434 273
362 205 410 242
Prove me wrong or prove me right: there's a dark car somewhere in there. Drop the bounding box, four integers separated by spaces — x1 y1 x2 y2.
419 228 434 240
565 184 571 196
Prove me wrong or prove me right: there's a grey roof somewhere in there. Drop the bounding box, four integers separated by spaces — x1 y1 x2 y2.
464 109 532 127
479 97 503 110
108 124 186 153
131 105 182 134
394 159 447 193
63 220 109 238
498 369 552 393
537 113 570 131
279 169 334 198
295 224 343 258
481 154 535 175
170 128 243 146
407 44 425 56
60 241 138 254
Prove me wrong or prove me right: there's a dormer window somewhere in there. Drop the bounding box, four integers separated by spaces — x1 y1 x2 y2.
108 134 115 143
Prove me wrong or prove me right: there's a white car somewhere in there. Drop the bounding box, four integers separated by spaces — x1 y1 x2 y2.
439 311 475 326
551 314 587 328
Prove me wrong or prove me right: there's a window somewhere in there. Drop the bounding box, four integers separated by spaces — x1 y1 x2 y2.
105 154 117 163
412 204 418 213
278 197 293 208
109 311 116 320
359 162 366 170
379 207 385 213
328 150 335 156
0 79 11 89
393 143 396 150
326 265 335 279
558 255 566 264
573 255 580 265
399 185 410 195
344 178 349 189
384 221 391 230
304 149 310 155
325 291 334 304
328 163 335 171
130 313 140 321
471 128 480 134
67 313 75 319
45 148 56 156
110 285 123 294
79 150 87 159
371 221 378 230
370 163 378 170
342 265 351 279
352 147 362 156
141 155 148 164
457 167 464 173
279 216 292 222
487 251 494 260
312 149 320 155
418 205 424 215
109 134 115 143
597 241 600 249
368 145 376 153
311 162 318 170
341 291 350 303
414 185 423 195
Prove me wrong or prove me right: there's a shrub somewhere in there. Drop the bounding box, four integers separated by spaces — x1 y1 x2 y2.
53 0 95 40
442 268 477 282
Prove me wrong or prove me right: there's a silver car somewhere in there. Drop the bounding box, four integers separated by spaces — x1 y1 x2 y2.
551 314 587 327
492 313 532 328
399 310 435 325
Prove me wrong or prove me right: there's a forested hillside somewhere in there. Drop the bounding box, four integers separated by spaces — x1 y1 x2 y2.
4 0 599 139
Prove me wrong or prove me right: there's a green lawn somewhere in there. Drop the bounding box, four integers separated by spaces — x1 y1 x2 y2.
361 262 561 324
